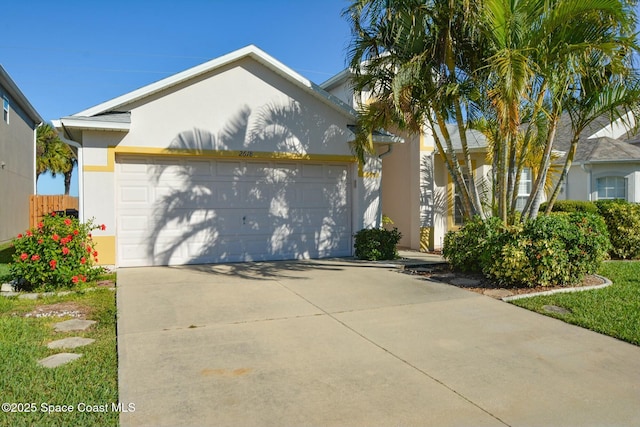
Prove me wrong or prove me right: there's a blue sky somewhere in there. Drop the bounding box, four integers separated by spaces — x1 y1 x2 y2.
2 0 353 196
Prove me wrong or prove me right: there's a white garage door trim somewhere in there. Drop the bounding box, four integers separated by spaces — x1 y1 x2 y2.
115 155 353 267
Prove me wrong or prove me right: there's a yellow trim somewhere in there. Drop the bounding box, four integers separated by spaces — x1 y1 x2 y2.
357 161 380 178
91 235 116 265
420 132 434 152
84 146 356 172
84 146 116 172
420 227 434 252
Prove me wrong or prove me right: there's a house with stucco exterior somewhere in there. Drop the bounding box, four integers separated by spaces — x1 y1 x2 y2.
53 46 397 267
321 69 640 252
0 65 43 243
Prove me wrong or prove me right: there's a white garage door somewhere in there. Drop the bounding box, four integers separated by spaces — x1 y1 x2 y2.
116 156 353 267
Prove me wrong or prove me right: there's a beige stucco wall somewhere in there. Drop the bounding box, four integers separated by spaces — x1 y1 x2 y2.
78 56 379 264
0 85 36 242
380 133 421 249
116 58 353 157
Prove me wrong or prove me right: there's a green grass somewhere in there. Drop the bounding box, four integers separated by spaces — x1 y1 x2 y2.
0 241 14 282
0 288 118 427
510 261 640 345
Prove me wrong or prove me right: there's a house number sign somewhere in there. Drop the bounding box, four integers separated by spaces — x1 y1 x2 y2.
239 151 254 157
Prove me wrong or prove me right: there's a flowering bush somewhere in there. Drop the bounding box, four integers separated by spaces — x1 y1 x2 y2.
10 214 106 291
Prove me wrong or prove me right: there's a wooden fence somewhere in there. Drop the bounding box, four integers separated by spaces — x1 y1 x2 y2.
29 195 79 228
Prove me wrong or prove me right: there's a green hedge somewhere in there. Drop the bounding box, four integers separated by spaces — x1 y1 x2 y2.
540 200 599 214
443 213 610 287
543 199 640 260
595 200 640 259
354 228 402 260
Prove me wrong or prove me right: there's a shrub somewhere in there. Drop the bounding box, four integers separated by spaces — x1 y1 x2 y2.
442 216 503 273
443 213 610 287
540 200 599 214
595 200 640 259
10 214 106 291
354 227 402 260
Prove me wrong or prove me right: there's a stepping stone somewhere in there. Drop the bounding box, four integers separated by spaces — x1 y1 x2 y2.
47 337 95 349
483 289 514 298
1 283 15 292
54 319 96 332
543 305 571 315
450 277 482 287
38 353 82 368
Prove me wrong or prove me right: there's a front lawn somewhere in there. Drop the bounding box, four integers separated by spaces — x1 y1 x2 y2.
0 288 118 427
510 261 640 346
0 241 14 282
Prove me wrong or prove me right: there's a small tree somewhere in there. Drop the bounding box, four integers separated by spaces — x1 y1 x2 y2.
36 123 76 195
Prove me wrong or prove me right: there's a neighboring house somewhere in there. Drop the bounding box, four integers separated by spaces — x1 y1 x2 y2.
0 65 43 243
321 69 640 252
53 46 395 267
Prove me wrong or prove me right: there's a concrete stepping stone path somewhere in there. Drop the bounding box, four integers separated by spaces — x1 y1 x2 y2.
38 353 82 368
47 337 95 349
39 319 98 368
54 319 96 332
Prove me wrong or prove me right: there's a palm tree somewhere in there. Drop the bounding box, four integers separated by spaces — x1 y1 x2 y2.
36 123 76 194
345 0 639 224
345 0 488 221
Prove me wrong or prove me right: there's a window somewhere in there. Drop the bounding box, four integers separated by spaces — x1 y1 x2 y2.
453 176 471 226
516 168 532 211
2 96 8 124
596 176 626 200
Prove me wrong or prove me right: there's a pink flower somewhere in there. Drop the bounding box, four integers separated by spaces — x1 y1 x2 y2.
73 229 79 235
80 257 86 264
93 250 98 257
51 212 56 217
31 254 40 261
62 247 70 256
38 239 43 244
52 234 60 242
71 276 79 284
26 230 32 237
87 246 92 253
64 218 72 226
37 222 44 229
100 224 106 231
20 253 28 261
49 259 57 269
17 233 23 239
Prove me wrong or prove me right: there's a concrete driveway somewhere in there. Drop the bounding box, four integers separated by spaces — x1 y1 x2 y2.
117 257 640 427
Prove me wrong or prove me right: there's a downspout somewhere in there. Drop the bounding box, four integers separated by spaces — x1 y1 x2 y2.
33 124 39 194
581 163 592 201
377 144 393 227
58 123 84 223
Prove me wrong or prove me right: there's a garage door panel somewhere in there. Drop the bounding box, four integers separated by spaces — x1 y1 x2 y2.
116 156 352 267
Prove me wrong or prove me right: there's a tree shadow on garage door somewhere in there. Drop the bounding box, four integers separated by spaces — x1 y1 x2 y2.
140 101 362 267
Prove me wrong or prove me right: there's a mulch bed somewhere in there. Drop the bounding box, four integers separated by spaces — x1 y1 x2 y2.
407 265 605 299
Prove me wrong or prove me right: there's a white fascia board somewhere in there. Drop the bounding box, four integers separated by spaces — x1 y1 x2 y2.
320 68 353 91
59 117 130 131
371 134 404 144
73 45 356 121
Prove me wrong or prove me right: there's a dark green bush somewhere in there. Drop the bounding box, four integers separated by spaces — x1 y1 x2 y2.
442 216 503 273
540 200 599 214
443 213 610 287
595 200 640 259
354 227 402 260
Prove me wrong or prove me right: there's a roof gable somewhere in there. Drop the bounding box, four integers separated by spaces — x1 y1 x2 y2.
73 45 356 120
0 65 43 125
